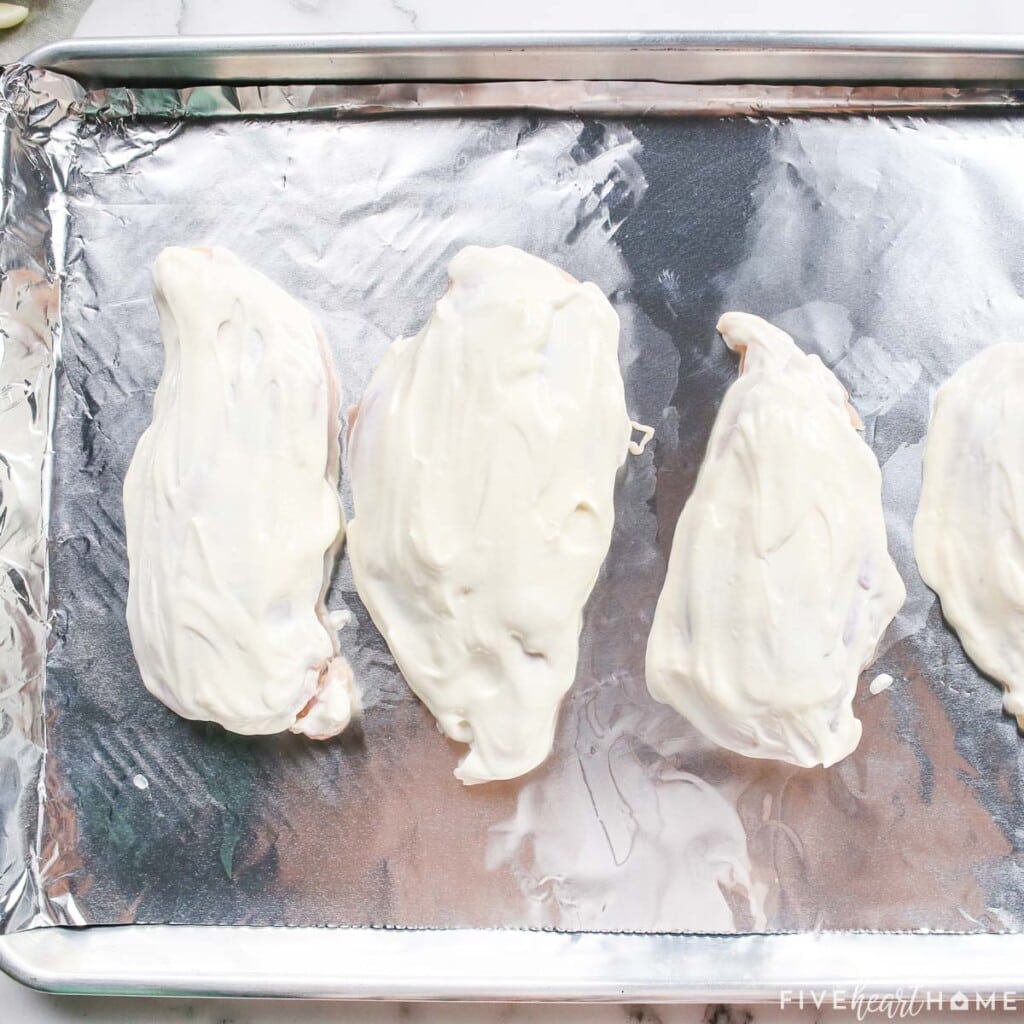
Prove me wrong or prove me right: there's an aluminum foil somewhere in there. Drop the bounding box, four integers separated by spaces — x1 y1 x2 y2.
2 64 1024 936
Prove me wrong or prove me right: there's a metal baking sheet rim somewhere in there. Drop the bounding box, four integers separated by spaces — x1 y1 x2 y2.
20 30 1024 86
4 926 1024 1000
5 32 1024 1002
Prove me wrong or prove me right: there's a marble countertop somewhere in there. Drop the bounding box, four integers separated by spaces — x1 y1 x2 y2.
3 1 1024 1021
9 985 1022 1024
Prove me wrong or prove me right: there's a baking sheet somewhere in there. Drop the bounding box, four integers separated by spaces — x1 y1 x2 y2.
2 63 1024 936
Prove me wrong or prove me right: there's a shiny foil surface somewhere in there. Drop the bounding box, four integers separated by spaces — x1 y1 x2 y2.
1 65 1024 935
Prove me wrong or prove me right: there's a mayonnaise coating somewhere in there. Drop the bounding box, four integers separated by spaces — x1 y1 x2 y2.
123 246 358 737
915 343 1024 728
646 312 905 768
347 245 634 784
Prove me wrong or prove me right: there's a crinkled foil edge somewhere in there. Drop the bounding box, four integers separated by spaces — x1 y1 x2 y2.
0 65 86 932
78 79 1024 120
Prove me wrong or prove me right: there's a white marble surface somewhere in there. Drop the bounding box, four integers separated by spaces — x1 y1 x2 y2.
8 990 1024 1024
3 0 1024 1021
67 0 1024 36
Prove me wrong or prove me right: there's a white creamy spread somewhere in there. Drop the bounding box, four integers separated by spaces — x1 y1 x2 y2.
914 343 1024 728
123 246 358 737
646 312 906 768
869 673 895 695
347 245 635 784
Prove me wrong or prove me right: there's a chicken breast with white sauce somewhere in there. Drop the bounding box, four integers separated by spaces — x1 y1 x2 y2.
123 246 358 738
347 245 640 784
915 343 1024 729
646 312 905 768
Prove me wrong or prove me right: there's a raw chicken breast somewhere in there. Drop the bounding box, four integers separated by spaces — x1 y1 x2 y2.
646 312 905 768
347 245 635 784
915 343 1024 728
123 246 358 737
